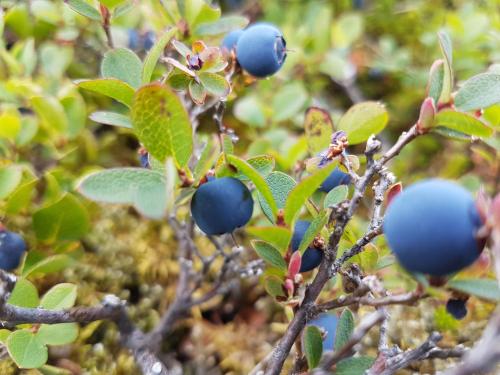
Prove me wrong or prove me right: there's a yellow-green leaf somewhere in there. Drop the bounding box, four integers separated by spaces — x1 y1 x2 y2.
76 78 135 107
338 102 388 145
434 110 493 138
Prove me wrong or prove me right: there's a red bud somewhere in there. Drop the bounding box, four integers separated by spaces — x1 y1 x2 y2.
386 182 403 206
288 251 302 279
417 97 436 134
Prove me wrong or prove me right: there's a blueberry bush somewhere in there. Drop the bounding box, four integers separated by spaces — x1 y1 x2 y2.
0 1 499 374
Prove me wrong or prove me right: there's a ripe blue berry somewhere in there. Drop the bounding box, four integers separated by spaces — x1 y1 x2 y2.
384 179 484 276
319 168 351 193
0 230 27 271
221 29 244 52
235 23 287 78
307 313 338 351
143 31 155 51
127 29 140 50
446 299 467 320
291 220 323 272
191 177 254 235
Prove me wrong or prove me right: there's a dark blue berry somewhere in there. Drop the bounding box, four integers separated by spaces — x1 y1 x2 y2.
446 299 467 320
127 29 140 50
143 31 155 51
291 220 323 272
236 23 286 78
0 231 27 271
319 168 351 193
191 177 254 235
307 313 338 352
221 29 244 53
139 152 150 168
384 179 484 276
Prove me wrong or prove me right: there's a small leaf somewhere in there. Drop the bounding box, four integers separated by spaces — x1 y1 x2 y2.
31 96 68 133
131 83 192 166
142 27 177 84
189 80 207 104
304 107 334 155
298 211 327 254
76 79 135 107
198 72 230 97
101 48 142 89
252 241 287 270
427 59 445 104
7 330 48 369
89 111 132 128
434 110 493 137
5 179 37 214
324 185 349 209
334 309 354 351
247 226 292 255
338 102 389 145
7 278 39 308
454 73 500 112
226 154 278 218
272 83 308 122
40 283 77 310
284 162 337 225
336 356 375 375
417 97 436 132
78 168 168 219
22 254 74 278
33 194 90 242
234 95 266 127
264 276 285 298
447 278 500 302
258 172 296 223
303 325 323 369
64 0 101 21
37 323 78 346
172 40 192 57
0 165 22 199
234 155 275 181
195 15 249 35
437 31 453 104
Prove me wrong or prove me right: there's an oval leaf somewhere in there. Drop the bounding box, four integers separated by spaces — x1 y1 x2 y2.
298 211 328 254
142 27 177 84
454 73 500 112
40 283 77 310
7 330 48 369
447 278 500 302
304 107 334 155
434 110 493 137
64 0 101 21
252 240 287 270
76 79 135 107
89 111 132 128
37 323 79 346
324 185 349 209
338 102 389 145
303 325 323 369
7 278 39 308
198 72 230 97
334 309 354 351
101 48 142 89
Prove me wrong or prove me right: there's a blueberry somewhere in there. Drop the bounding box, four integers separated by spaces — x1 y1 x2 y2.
235 23 287 78
143 31 155 51
319 168 351 193
291 220 323 272
221 29 244 53
127 29 140 50
384 179 484 276
139 152 150 168
307 313 338 352
0 230 27 271
191 177 254 235
446 299 467 320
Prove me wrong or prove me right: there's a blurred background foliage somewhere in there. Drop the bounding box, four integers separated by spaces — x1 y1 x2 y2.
0 0 498 373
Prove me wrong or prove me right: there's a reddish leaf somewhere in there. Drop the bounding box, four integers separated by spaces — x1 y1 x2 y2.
288 251 302 279
386 183 403 206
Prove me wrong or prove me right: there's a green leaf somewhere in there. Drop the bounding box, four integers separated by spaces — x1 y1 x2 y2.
336 357 375 375
434 110 493 137
0 110 21 140
304 107 333 155
31 96 68 133
89 111 132 128
0 329 11 344
199 72 230 97
234 95 266 127
454 73 500 112
39 365 72 375
193 138 218 182
131 83 192 166
324 185 349 209
284 162 337 225
447 278 500 302
258 172 296 223
303 325 323 369
338 102 389 145
186 0 220 28
37 323 78 346
226 154 278 218
142 27 177 84
437 31 453 104
334 309 354 351
40 283 77 310
272 82 308 122
189 80 207 104
7 279 39 308
76 79 135 107
0 165 22 199
427 60 444 105
246 226 292 255
22 254 74 278
252 241 287 270
64 0 101 21
33 194 90 242
5 179 37 214
195 15 248 35
234 155 274 181
264 276 285 298
99 0 126 8
7 330 48 369
78 168 168 219
101 48 142 89
298 211 327 254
